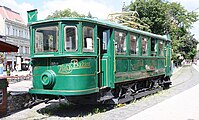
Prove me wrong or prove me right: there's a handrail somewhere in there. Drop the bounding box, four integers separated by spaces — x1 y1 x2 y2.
97 38 101 74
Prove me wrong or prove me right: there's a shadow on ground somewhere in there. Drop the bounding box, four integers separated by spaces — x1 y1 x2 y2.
37 101 114 117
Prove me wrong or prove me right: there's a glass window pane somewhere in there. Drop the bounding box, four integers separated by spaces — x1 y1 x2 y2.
142 37 148 55
130 34 137 55
35 26 58 53
159 41 164 56
83 26 94 52
115 31 126 54
65 26 77 51
151 38 156 56
103 31 109 51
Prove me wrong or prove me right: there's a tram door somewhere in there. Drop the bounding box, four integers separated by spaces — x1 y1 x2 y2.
97 26 114 88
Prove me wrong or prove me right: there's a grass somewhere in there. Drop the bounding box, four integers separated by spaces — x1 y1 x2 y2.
37 88 166 117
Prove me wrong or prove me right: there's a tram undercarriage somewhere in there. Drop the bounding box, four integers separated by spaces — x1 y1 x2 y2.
64 75 171 104
97 75 171 104
27 75 171 107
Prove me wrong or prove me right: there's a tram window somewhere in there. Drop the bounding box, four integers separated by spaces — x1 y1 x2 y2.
64 26 77 51
151 38 156 56
130 34 137 55
83 26 94 52
35 26 58 53
115 31 126 54
0 90 2 104
159 41 164 56
103 30 109 52
142 37 148 55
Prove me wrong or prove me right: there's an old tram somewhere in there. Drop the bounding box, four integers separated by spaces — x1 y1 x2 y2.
27 9 172 104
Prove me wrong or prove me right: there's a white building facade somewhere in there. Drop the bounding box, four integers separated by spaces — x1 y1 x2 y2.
0 6 30 71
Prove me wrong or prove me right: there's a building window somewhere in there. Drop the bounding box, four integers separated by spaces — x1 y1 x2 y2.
115 31 126 54
21 30 23 38
64 26 77 52
0 89 3 104
19 30 21 37
130 34 137 55
23 46 25 54
142 37 148 55
6 25 10 35
19 46 23 54
13 28 15 36
25 47 29 54
16 29 17 36
35 26 58 53
25 31 27 38
83 26 94 52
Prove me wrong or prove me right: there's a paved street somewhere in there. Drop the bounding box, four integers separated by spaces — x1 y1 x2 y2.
127 81 199 120
127 65 199 120
1 64 199 120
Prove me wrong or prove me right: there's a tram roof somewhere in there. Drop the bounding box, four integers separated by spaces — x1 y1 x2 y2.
29 17 171 41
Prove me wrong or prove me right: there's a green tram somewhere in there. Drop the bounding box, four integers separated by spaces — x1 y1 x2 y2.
27 10 171 104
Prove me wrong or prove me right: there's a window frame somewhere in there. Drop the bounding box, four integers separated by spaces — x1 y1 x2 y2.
82 26 94 52
129 33 138 55
64 26 78 52
34 26 58 53
141 36 148 56
102 30 110 53
158 40 164 56
151 37 157 56
114 30 127 55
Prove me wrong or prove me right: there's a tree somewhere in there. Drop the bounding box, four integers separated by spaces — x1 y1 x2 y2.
126 0 198 61
46 8 85 19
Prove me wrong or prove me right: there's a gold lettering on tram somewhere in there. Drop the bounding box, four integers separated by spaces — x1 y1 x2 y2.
58 59 91 74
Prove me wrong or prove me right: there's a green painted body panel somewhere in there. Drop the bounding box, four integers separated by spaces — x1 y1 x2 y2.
115 57 165 83
101 58 109 87
101 55 114 87
30 57 99 95
165 43 172 76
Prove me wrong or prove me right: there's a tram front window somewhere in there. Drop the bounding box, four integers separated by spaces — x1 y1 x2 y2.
83 26 94 52
65 26 77 51
35 26 58 53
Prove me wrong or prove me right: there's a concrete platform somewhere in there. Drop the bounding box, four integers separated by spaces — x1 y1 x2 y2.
127 64 199 120
7 80 32 92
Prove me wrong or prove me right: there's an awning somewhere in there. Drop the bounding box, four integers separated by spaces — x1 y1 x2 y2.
0 41 18 52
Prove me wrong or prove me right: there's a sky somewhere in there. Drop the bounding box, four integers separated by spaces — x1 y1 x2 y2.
1 0 199 40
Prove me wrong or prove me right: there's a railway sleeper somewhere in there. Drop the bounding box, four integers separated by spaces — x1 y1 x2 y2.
133 87 163 99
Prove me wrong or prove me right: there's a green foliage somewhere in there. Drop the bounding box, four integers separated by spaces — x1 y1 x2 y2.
46 8 85 19
0 52 4 63
128 0 167 34
127 0 199 61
